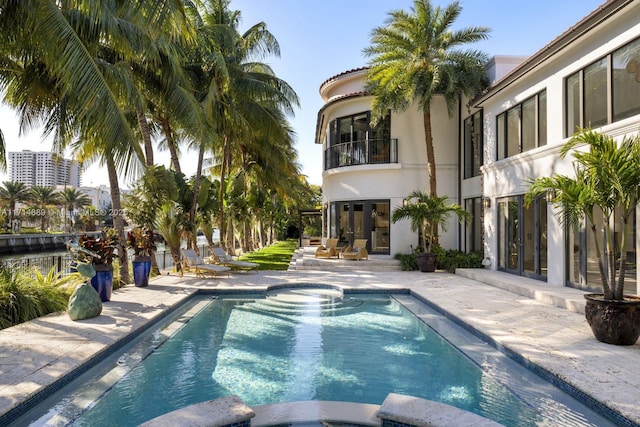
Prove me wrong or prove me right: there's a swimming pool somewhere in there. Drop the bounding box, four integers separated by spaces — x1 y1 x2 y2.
18 286 615 426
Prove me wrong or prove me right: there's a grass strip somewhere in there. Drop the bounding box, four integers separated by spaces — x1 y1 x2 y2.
238 239 298 270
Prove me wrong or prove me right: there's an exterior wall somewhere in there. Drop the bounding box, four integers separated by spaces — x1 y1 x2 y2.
318 70 462 256
477 0 640 287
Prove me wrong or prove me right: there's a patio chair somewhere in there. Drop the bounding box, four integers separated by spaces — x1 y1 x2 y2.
315 238 339 258
342 239 368 261
211 247 259 272
181 249 231 277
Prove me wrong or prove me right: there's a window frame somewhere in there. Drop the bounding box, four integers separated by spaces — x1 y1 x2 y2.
496 90 547 160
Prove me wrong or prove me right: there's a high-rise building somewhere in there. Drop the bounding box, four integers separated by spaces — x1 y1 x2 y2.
8 151 81 188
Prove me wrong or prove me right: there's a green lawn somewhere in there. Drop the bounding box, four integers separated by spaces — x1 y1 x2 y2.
238 239 298 270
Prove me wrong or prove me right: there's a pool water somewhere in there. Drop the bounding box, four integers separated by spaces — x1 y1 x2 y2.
21 288 614 426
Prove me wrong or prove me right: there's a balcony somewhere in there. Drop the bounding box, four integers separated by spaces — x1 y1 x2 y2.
324 138 398 170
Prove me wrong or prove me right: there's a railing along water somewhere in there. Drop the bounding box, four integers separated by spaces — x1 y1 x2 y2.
0 245 212 278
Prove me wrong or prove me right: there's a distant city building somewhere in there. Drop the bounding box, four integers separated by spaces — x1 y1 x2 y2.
8 150 81 188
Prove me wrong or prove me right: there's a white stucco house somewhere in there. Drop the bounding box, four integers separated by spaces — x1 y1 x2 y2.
315 0 639 294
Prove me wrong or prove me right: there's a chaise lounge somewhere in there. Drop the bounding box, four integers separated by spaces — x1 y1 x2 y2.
211 247 259 272
342 239 368 261
181 249 231 277
315 238 339 258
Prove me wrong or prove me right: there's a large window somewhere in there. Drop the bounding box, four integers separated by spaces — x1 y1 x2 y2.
463 111 483 179
496 90 547 160
565 37 640 137
464 197 483 254
325 111 396 170
567 209 637 295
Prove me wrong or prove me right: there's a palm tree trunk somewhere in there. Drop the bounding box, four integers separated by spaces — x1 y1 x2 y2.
422 109 437 197
189 143 205 251
137 109 154 166
161 117 182 175
423 109 439 246
106 154 130 284
218 136 230 247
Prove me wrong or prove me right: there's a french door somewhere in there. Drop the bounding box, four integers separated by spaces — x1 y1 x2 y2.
498 196 547 279
331 200 390 254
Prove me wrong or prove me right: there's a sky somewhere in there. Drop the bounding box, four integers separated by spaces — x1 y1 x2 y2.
0 0 605 188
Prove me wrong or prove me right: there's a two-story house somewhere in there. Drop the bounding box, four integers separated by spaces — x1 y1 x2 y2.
315 0 639 295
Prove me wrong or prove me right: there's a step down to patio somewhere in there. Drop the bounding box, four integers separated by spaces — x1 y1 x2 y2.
288 247 402 271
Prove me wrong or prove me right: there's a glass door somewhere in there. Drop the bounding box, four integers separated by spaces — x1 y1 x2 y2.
331 200 390 254
498 195 547 279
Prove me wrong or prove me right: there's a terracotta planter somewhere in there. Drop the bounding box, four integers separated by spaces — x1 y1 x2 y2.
417 253 437 272
132 256 152 288
584 294 640 345
90 264 114 302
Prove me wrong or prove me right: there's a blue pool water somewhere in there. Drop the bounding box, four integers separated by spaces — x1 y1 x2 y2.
21 287 615 426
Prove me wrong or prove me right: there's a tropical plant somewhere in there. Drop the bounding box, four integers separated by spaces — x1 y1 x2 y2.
391 190 471 254
28 186 60 232
77 228 119 266
59 188 91 232
363 0 490 197
0 181 30 231
126 227 157 258
155 203 185 272
526 128 640 301
0 266 70 330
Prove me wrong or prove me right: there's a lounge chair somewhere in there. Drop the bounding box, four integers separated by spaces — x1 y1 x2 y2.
315 238 339 258
181 249 231 277
342 239 368 261
211 247 259 272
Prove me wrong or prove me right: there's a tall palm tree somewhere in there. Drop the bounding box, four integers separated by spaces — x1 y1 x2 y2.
28 185 60 231
191 1 299 250
59 187 90 232
363 0 490 197
0 181 30 231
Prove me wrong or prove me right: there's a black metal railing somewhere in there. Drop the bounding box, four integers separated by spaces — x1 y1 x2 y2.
324 138 398 170
0 245 213 278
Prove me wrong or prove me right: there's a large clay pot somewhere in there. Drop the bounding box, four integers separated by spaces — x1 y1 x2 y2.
132 255 152 287
417 253 438 272
90 264 114 302
584 294 640 345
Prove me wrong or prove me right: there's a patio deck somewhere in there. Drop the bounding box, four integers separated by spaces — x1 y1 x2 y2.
0 247 639 425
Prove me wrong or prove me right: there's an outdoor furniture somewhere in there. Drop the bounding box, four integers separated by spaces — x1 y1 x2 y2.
315 238 339 258
181 249 231 277
342 239 369 261
211 247 259 272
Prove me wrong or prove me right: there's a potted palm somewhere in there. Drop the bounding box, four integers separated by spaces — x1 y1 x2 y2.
526 128 640 345
126 227 156 287
78 228 119 302
392 191 471 272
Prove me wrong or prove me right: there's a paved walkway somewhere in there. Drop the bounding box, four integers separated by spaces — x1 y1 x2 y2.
0 251 639 425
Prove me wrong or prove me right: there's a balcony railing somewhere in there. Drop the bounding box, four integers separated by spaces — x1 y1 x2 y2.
324 138 398 170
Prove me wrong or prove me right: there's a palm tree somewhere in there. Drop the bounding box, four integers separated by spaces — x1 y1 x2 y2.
391 190 471 255
59 188 90 232
0 181 30 231
363 0 490 197
191 1 299 250
526 129 640 301
28 185 60 231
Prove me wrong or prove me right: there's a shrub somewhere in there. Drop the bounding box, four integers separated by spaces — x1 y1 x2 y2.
435 248 483 273
394 253 418 271
0 266 74 329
